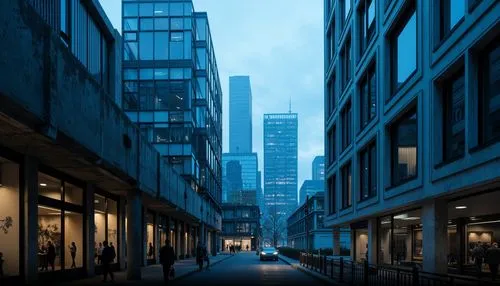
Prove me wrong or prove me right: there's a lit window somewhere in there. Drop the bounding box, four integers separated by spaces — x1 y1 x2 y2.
341 162 352 209
390 107 417 185
359 63 376 129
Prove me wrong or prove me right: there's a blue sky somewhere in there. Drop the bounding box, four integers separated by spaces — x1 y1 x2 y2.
99 0 325 191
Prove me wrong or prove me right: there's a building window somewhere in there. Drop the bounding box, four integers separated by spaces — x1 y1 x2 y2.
359 63 376 130
0 157 20 277
341 162 352 209
443 68 465 161
327 75 336 116
479 36 500 145
327 126 336 165
390 3 417 94
390 107 417 186
328 175 336 214
359 0 376 55
359 142 376 201
60 0 70 45
342 37 352 91
94 194 119 265
440 0 465 40
341 102 352 151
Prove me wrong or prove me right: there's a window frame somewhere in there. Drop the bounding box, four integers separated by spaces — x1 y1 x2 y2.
341 101 352 151
438 0 465 42
327 74 336 116
359 0 376 56
328 175 336 215
359 141 377 201
327 125 336 165
342 36 352 91
390 107 418 187
442 67 465 163
341 161 352 209
359 62 377 131
390 2 417 96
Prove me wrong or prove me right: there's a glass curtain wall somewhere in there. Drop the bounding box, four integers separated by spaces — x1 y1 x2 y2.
94 193 119 265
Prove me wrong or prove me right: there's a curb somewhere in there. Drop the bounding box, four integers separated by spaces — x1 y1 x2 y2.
172 254 234 281
278 256 336 285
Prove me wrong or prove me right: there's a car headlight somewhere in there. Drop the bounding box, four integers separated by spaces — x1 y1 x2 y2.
273 252 278 255
261 252 266 255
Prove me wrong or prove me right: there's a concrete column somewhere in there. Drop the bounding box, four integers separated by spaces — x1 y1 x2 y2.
126 190 142 280
180 221 185 258
333 227 341 256
367 219 377 264
85 184 96 276
175 219 181 259
154 213 160 264
456 217 466 274
200 223 206 245
22 156 38 284
422 199 448 274
118 196 127 270
142 208 147 266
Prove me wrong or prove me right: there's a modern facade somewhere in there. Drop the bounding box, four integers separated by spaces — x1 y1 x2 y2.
0 0 221 284
263 113 298 246
287 193 349 252
312 156 325 180
222 153 258 205
324 0 500 275
229 76 253 153
221 204 261 251
121 0 223 253
299 180 325 206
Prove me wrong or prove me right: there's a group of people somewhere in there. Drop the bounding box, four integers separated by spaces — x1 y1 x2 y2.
38 241 57 271
95 241 116 265
471 242 500 281
226 244 249 254
196 242 210 271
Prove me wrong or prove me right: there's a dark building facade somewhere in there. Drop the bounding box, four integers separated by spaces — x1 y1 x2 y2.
221 204 261 251
312 155 325 181
229 76 253 153
121 0 223 250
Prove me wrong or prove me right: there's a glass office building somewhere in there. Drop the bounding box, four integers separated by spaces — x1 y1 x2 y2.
312 156 325 181
222 153 258 205
122 0 223 207
229 76 253 153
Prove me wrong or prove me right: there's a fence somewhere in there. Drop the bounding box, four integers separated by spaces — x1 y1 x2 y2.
298 252 496 286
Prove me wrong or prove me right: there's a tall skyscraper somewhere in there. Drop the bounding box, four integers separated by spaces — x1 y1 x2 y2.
229 76 252 153
312 156 325 180
121 1 223 236
263 113 298 216
299 180 324 205
222 153 258 205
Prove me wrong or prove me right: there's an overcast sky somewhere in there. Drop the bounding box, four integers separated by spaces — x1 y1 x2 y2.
99 0 325 193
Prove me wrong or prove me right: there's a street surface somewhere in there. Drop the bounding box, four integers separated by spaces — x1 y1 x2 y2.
172 252 329 286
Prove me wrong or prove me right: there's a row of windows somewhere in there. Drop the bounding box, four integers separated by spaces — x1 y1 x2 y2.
123 2 192 18
327 33 500 213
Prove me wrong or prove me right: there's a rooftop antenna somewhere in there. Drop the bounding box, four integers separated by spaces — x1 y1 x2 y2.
289 97 292 113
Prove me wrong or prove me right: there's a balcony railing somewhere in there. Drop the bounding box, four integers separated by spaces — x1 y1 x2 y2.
298 252 495 286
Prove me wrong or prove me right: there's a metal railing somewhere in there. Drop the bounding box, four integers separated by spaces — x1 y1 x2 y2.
298 252 497 286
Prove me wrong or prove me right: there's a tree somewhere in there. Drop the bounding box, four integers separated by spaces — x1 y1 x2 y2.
262 204 286 248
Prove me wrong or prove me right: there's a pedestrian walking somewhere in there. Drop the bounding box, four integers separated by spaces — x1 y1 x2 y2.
47 241 56 271
97 242 103 265
203 244 210 271
486 242 500 281
69 242 77 268
101 241 116 283
246 245 249 252
160 239 175 285
472 242 486 278
196 242 204 271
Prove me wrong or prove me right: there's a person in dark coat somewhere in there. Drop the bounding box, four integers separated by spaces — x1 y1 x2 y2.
47 241 56 271
486 243 500 281
69 242 77 268
101 241 116 282
196 242 204 271
159 239 175 285
471 242 485 278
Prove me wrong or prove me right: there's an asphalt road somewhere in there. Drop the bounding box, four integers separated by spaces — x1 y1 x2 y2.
171 252 329 286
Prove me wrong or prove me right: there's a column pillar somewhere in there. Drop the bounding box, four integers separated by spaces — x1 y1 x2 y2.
142 208 147 266
118 196 127 270
367 219 377 264
126 190 142 280
85 184 96 276
422 199 448 274
22 156 38 284
179 221 185 258
333 227 341 256
456 217 466 274
154 212 160 264
175 219 181 260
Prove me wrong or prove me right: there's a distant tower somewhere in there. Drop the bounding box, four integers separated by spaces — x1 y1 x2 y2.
229 76 252 153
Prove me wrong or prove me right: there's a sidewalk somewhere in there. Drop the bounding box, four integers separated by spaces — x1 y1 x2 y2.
278 255 337 285
61 254 233 285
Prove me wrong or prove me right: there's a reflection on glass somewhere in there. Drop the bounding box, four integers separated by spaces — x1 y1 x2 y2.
38 205 61 272
123 3 138 17
139 32 154 60
155 18 169 30
450 0 465 30
124 18 138 31
395 12 417 89
140 18 154 31
139 3 153 17
344 0 351 19
379 216 392 264
64 211 83 269
0 158 20 276
64 182 82 206
154 3 168 17
392 109 417 185
38 173 61 201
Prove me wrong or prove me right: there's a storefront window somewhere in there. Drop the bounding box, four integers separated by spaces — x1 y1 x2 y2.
158 216 168 248
355 229 368 262
0 158 20 277
64 211 83 269
64 182 82 206
39 173 62 200
146 212 155 261
378 216 392 264
38 205 62 271
94 193 119 265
